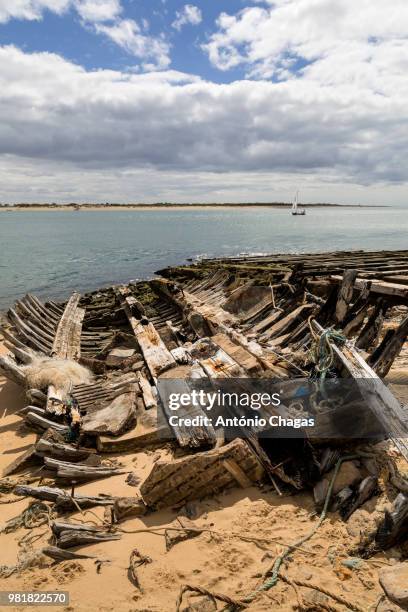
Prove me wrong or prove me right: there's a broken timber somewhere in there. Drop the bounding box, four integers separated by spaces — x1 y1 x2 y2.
312 320 408 462
140 438 264 509
117 286 175 379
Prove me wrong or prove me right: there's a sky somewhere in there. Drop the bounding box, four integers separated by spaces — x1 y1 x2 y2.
0 0 407 204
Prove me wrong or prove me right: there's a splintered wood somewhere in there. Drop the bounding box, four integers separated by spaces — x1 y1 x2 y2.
0 248 408 560
140 438 264 509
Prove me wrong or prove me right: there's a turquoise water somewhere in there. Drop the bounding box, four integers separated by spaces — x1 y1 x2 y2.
0 207 407 309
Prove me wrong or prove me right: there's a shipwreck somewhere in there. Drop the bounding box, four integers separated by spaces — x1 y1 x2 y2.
1 248 408 609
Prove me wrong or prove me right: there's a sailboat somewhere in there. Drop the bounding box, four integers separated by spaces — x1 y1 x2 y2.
291 190 306 216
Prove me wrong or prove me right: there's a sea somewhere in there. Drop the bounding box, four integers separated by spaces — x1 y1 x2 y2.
0 206 407 310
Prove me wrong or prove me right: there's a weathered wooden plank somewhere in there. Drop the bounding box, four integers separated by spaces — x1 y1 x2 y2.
118 288 176 380
334 269 358 324
140 438 264 509
330 276 408 299
260 303 316 341
356 300 388 350
158 365 217 449
44 457 127 481
369 315 408 377
25 411 70 433
1 446 40 477
81 385 137 436
51 292 84 360
211 333 262 374
312 320 408 462
0 354 26 385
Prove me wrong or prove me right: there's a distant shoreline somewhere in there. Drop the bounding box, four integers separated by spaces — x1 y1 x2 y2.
0 202 382 211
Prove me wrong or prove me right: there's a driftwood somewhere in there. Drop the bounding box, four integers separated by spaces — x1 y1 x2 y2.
43 457 127 482
52 521 121 549
1 446 40 477
340 476 378 520
24 411 70 433
42 546 100 562
0 354 26 385
356 299 388 349
165 517 201 551
35 437 95 462
369 314 408 377
13 484 117 509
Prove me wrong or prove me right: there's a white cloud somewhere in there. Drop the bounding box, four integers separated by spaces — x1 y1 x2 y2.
0 0 169 71
0 42 408 205
74 0 121 23
95 19 171 69
172 4 202 31
0 0 121 24
204 0 408 82
0 0 71 23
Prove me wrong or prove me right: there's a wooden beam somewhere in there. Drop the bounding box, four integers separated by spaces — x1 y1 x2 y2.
51 292 85 360
330 276 408 299
118 287 175 380
312 320 408 463
334 269 358 324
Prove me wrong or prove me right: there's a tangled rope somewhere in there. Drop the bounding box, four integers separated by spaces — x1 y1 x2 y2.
308 318 346 382
0 501 54 535
176 585 247 611
128 548 152 591
239 454 361 607
278 574 366 612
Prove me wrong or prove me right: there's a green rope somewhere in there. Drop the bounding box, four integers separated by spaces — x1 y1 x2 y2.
241 454 361 605
310 325 346 382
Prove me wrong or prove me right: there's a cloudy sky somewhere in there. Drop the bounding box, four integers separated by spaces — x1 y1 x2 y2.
0 0 407 204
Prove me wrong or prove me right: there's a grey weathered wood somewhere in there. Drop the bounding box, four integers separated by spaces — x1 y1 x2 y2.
312 320 408 462
24 411 70 433
14 485 66 503
35 437 95 462
1 445 40 477
118 287 176 380
0 354 26 385
56 527 121 549
369 314 408 377
375 493 408 549
112 497 147 522
356 300 388 350
140 438 264 509
335 269 358 324
42 546 99 562
14 484 117 509
331 275 408 300
44 457 127 481
158 368 216 449
51 292 84 360
81 385 137 436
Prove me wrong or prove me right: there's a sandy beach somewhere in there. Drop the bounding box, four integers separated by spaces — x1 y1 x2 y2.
0 343 403 612
1 258 408 611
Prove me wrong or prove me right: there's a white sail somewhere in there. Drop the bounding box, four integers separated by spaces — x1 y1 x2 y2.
292 190 299 213
291 189 306 215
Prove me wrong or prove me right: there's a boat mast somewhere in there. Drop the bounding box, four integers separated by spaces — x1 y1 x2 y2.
292 190 299 213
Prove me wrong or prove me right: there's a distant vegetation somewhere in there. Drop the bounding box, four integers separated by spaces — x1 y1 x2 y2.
0 201 368 208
